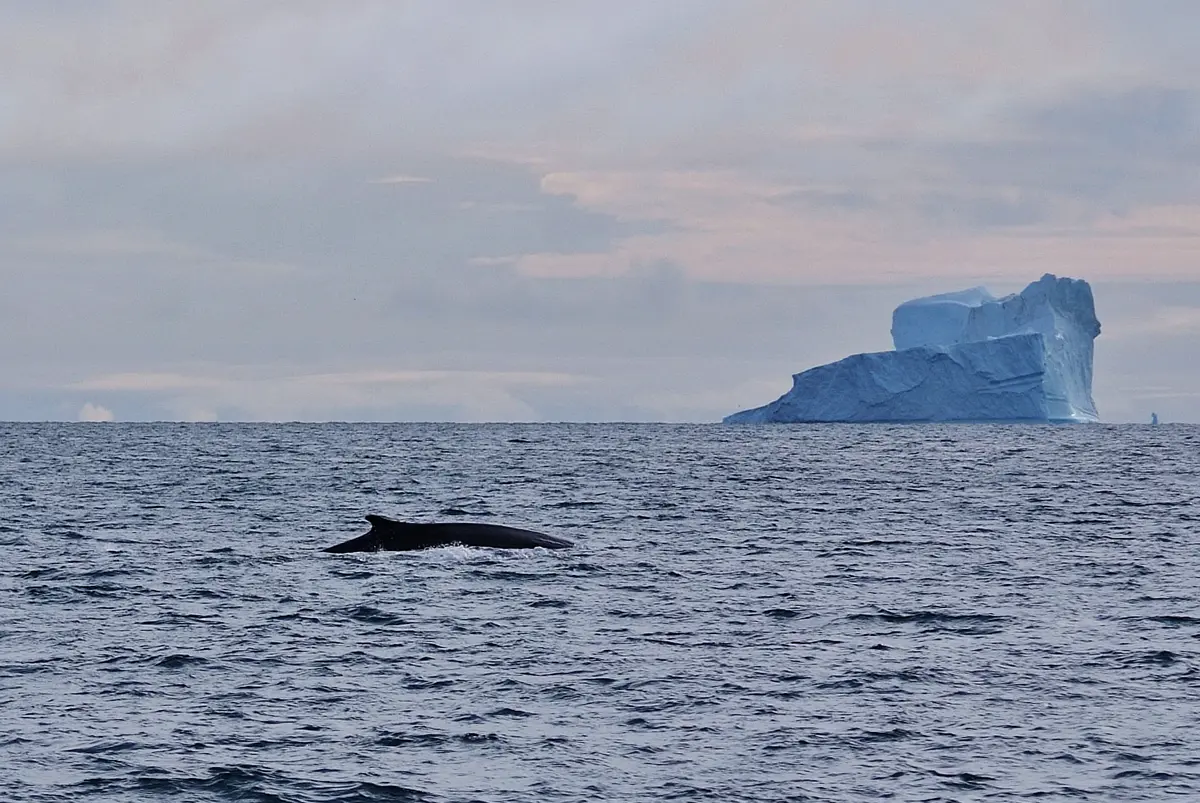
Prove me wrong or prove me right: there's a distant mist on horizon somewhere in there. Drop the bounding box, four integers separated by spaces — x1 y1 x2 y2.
2 2 1198 423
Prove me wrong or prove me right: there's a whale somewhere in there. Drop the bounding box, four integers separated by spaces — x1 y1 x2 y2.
323 514 574 553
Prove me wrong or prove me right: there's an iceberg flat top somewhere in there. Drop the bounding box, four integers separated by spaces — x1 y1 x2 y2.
892 286 996 352
895 285 998 308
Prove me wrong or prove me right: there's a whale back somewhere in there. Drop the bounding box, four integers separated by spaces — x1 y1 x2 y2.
322 515 573 553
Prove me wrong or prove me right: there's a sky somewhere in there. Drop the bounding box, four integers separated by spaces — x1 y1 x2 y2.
2 0 1198 423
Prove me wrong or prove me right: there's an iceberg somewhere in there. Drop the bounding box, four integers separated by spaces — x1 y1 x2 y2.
725 274 1101 424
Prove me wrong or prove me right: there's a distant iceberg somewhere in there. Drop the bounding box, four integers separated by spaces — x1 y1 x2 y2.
725 274 1101 424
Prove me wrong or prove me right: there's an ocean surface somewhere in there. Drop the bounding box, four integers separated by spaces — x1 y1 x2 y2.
2 422 1198 803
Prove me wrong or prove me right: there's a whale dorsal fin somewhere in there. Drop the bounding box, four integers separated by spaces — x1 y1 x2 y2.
365 514 402 528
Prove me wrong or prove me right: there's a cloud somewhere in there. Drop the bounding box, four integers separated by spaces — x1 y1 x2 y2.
77 402 114 422
3 5 1196 287
0 156 646 275
1105 305 1200 338
533 167 1200 283
369 175 433 185
0 1 725 160
68 368 591 422
72 373 225 392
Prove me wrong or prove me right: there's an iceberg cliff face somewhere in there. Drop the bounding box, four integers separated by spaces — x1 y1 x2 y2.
725 274 1101 424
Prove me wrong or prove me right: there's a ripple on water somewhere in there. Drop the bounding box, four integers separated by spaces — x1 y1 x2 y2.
2 422 1199 802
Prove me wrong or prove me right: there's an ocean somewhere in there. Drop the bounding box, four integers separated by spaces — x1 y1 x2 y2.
2 422 1198 802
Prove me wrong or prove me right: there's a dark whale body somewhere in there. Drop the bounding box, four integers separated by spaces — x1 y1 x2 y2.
323 514 573 553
